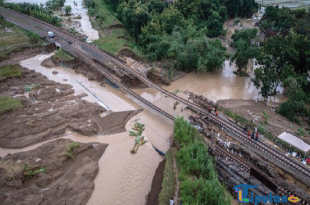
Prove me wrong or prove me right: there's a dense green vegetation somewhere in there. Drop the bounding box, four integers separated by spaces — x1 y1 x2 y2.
0 64 22 80
174 117 231 204
0 96 22 115
158 149 176 205
1 2 62 26
250 6 310 123
104 0 258 72
221 0 258 18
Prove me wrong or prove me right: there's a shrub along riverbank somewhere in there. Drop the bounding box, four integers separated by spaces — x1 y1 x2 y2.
166 117 231 204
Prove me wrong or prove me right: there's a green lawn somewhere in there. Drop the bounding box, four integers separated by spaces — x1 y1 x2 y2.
0 25 44 59
90 0 144 58
0 64 22 80
0 96 22 115
54 48 74 61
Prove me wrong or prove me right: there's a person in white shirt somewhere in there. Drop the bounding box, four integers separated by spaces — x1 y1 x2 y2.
170 197 174 205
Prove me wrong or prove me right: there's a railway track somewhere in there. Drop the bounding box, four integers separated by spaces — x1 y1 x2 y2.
213 144 309 205
1 7 310 183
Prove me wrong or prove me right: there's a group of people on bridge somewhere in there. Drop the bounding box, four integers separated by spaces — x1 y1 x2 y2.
208 105 219 117
245 125 259 141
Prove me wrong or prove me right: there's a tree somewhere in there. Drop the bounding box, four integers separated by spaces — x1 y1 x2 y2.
219 6 227 23
147 0 166 14
64 6 72 15
159 6 185 34
231 29 258 74
231 28 258 45
222 0 258 18
206 11 223 37
262 111 270 124
120 0 150 39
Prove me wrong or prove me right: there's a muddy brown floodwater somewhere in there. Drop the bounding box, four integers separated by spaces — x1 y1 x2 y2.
0 53 173 205
134 61 286 110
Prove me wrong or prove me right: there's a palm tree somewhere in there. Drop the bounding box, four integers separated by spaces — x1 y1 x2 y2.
262 110 270 124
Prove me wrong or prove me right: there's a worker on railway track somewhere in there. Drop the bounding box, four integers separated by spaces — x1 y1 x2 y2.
215 110 218 117
208 106 211 113
244 124 248 132
247 130 251 139
255 131 259 141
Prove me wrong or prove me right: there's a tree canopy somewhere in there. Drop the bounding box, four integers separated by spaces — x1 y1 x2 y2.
104 0 258 72
251 7 310 123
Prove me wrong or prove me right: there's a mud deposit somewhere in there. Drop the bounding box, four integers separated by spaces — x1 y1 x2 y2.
0 138 107 205
0 66 140 148
145 159 166 205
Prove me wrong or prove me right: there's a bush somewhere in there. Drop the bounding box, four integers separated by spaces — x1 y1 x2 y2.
277 100 306 124
27 31 40 43
61 141 80 159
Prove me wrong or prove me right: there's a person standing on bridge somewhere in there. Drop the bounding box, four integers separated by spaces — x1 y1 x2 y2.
251 131 254 140
244 124 248 132
255 131 259 141
247 130 251 140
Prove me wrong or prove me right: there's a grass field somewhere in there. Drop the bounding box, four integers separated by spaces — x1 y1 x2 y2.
90 0 144 58
0 96 22 115
256 0 310 9
0 64 22 80
0 25 44 58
